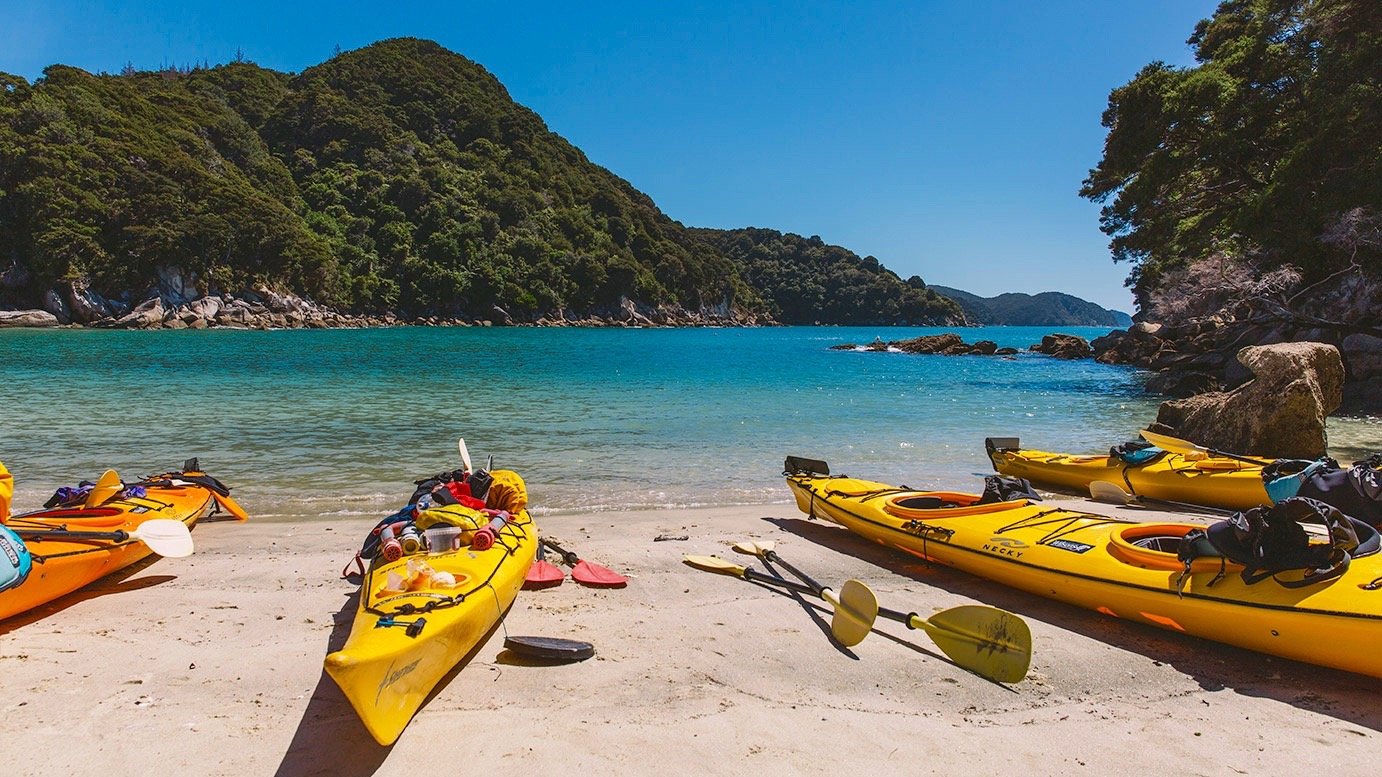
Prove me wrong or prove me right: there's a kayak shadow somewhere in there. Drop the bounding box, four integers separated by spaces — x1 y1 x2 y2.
0 557 173 636
763 515 1382 732
272 588 390 777
272 588 514 777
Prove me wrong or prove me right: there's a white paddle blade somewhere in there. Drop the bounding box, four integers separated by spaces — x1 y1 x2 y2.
1088 480 1135 505
826 580 878 646
458 438 473 473
130 519 195 558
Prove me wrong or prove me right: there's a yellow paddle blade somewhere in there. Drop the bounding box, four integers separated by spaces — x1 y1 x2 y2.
732 540 774 556
1139 429 1202 456
828 579 878 647
913 605 1032 683
683 555 750 578
84 469 123 508
213 492 251 521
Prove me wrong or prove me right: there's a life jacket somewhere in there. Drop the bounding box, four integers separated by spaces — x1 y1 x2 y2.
1108 440 1166 466
0 524 30 592
1176 497 1381 590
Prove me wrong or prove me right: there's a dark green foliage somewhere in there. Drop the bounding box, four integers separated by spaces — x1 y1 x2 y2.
928 286 1131 326
694 227 964 325
0 38 965 324
1081 0 1381 305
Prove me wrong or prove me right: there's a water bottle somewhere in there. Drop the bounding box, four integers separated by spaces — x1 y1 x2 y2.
379 523 404 562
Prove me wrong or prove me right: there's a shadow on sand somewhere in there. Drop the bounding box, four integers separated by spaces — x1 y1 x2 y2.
0 556 174 637
272 587 515 777
762 513 1382 732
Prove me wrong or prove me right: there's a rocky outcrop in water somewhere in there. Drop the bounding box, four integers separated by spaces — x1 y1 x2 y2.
830 333 1019 356
1150 342 1345 458
1028 334 1092 359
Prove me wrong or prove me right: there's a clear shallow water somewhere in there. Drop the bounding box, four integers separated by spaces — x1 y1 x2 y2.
1 326 1375 518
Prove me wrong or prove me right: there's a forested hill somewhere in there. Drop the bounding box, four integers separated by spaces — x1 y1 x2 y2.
0 38 959 326
692 228 963 325
928 286 1132 326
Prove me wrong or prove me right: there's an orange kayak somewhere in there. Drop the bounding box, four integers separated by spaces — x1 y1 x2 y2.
0 466 240 621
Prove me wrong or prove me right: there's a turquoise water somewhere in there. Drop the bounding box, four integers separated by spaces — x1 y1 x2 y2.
1 326 1375 518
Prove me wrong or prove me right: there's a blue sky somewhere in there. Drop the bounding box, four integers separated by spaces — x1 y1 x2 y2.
1 1 1221 312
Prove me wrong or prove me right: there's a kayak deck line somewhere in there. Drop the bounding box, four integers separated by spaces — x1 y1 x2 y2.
791 477 1382 624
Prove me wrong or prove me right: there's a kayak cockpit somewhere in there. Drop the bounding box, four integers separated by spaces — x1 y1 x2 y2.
885 491 1033 520
1108 523 1233 572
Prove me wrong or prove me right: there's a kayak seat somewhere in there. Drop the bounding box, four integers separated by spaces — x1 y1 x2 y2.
885 492 1031 520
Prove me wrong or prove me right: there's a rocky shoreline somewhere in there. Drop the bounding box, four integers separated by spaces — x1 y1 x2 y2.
0 280 768 331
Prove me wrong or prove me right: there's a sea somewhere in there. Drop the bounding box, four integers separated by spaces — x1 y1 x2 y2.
1 326 1377 520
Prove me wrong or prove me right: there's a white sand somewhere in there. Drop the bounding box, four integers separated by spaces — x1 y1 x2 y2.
3 498 1379 776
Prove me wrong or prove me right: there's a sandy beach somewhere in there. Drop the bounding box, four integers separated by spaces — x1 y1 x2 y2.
3 497 1379 776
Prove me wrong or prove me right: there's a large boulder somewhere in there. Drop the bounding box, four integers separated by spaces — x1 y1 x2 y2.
111 297 165 329
66 283 115 323
1152 342 1345 458
0 309 60 327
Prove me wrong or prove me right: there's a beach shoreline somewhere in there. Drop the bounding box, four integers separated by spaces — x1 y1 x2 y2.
3 499 1378 775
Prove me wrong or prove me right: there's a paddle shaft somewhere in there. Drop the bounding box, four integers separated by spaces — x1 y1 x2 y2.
17 528 131 542
1142 430 1272 466
540 538 580 566
738 564 917 627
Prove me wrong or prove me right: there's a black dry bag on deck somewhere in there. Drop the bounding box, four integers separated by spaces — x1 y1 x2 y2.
1200 497 1380 588
1293 455 1382 529
977 475 1042 505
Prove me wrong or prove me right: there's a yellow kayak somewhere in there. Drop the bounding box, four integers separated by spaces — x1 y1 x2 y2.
0 464 238 621
986 437 1271 510
785 461 1382 678
325 469 536 745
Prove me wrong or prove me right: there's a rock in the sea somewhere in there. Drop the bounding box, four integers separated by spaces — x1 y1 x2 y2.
893 333 965 354
1153 342 1345 458
0 309 60 328
1029 334 1092 359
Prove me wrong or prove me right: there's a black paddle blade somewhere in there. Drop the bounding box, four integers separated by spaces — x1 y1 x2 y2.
504 636 595 662
784 456 829 476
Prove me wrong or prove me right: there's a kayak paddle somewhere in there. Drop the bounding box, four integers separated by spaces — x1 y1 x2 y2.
1139 430 1272 467
541 538 627 588
458 437 473 474
16 518 195 558
524 541 565 589
1088 481 1233 515
683 555 877 647
212 492 250 521
84 469 123 508
504 635 595 662
731 541 1032 683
